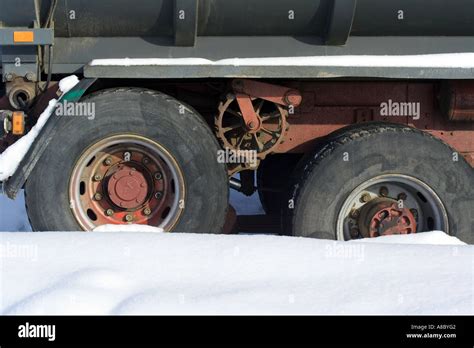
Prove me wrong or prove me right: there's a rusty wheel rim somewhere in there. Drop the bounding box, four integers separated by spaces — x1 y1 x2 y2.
336 174 448 240
215 94 288 174
69 134 185 231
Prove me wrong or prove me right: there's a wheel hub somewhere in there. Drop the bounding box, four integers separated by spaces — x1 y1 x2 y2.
358 198 417 238
69 135 185 231
107 164 149 209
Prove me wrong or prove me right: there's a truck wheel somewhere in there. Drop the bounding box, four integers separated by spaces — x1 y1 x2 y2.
25 88 228 233
282 123 474 243
257 154 301 214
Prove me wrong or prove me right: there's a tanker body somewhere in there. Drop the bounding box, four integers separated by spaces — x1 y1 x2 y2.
0 0 473 243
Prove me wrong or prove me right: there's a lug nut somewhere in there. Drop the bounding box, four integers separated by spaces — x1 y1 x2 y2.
93 174 102 181
105 209 114 216
397 192 408 201
154 172 162 180
93 192 102 201
104 157 113 166
124 214 133 222
350 227 360 238
154 192 162 199
143 207 152 216
142 157 150 165
350 209 360 219
410 208 419 221
25 72 36 81
360 193 371 203
379 186 389 197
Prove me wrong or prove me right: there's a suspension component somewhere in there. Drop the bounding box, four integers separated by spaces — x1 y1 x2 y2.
215 80 301 175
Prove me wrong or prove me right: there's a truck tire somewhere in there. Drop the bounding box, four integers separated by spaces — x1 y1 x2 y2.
282 122 474 243
25 88 228 233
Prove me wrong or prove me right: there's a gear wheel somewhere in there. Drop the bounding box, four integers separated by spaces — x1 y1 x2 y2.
215 93 288 174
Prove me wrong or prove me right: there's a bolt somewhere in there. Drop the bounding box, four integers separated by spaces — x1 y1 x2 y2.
360 193 371 203
25 72 35 81
410 209 419 221
93 174 102 181
397 192 408 201
105 209 114 216
104 157 113 166
248 121 256 129
124 214 133 222
142 157 150 165
154 192 162 200
350 209 360 219
379 186 389 197
350 227 360 238
143 207 152 216
5 73 13 82
154 172 162 180
93 192 102 201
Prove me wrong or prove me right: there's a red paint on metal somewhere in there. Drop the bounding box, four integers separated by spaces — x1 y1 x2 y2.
235 93 261 132
107 165 148 209
441 81 474 121
368 203 417 237
271 81 474 167
232 79 302 107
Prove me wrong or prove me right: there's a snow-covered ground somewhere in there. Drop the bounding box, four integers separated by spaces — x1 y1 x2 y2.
0 228 471 315
0 189 472 315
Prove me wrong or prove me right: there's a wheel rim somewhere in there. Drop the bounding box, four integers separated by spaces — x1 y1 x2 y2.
69 134 185 231
336 174 448 240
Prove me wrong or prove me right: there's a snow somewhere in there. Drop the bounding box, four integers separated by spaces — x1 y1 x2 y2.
0 75 79 181
94 224 164 233
58 75 80 93
350 230 466 246
1 188 473 314
90 53 474 68
0 230 471 315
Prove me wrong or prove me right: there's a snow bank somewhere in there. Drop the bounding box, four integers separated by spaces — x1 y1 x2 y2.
351 230 466 246
0 76 79 181
90 53 474 68
94 224 164 233
0 231 471 315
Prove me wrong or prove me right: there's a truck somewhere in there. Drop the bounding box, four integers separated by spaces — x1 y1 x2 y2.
0 0 473 242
